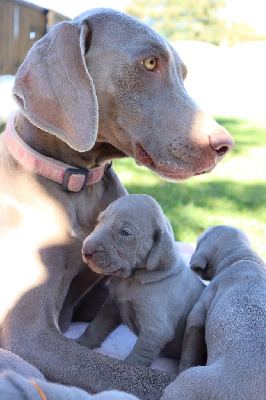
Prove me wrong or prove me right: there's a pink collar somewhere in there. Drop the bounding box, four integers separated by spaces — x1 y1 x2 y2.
3 112 109 192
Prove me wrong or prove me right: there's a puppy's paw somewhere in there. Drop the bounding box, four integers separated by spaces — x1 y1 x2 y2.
73 337 100 349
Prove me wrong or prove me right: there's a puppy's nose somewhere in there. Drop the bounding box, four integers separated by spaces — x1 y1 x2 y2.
82 248 95 259
82 243 103 260
209 126 235 157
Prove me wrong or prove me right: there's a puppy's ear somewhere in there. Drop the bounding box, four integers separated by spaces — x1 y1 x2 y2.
190 242 212 280
146 225 176 271
13 21 98 152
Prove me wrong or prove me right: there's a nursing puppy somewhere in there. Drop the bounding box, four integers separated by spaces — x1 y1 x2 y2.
78 194 204 367
162 225 266 400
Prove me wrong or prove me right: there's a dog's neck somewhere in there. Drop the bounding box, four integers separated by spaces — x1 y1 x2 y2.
15 112 127 169
212 244 264 278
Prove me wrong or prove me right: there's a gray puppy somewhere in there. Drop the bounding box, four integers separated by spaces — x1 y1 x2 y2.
79 194 204 367
162 225 266 400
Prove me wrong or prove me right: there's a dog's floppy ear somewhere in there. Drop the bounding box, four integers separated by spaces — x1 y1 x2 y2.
12 22 98 152
146 218 176 271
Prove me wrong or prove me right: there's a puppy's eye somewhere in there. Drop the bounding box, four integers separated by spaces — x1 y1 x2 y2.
121 229 131 236
142 57 157 71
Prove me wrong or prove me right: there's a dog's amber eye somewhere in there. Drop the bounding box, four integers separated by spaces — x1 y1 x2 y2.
142 57 157 71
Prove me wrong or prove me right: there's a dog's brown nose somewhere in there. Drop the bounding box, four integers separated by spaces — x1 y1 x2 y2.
209 127 235 157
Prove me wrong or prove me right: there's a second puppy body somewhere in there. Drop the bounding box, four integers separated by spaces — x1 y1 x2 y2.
162 225 266 400
78 194 204 367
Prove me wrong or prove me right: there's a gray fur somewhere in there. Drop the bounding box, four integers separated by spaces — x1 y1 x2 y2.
0 350 139 399
162 225 266 400
78 195 204 367
0 7 234 398
0 370 139 400
0 349 45 381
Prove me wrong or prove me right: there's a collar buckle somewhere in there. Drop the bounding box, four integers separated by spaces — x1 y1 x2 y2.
62 168 90 192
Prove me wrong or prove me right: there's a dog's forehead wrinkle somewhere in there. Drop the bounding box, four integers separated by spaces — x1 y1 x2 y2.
122 41 171 62
80 9 180 84
75 8 166 48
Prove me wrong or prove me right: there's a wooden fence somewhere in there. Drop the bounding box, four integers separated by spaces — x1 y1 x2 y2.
0 0 70 75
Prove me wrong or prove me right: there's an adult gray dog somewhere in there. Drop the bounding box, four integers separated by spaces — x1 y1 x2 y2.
162 225 266 400
79 194 204 366
0 7 234 399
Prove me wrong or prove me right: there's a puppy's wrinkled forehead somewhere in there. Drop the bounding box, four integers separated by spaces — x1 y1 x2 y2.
102 195 163 225
196 225 252 251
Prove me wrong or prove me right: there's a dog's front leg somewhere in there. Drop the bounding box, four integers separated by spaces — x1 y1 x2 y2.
4 289 174 399
59 265 104 332
25 326 174 399
3 291 174 397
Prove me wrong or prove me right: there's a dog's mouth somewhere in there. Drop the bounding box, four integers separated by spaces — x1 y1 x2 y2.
136 144 154 166
135 143 214 181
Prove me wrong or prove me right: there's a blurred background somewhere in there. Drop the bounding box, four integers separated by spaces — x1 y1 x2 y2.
0 0 265 257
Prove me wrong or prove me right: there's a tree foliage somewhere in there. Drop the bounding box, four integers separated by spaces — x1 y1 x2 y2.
125 0 266 46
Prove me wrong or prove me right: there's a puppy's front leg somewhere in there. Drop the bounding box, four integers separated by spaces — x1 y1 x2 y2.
178 325 206 374
76 298 122 348
179 289 213 373
125 329 172 367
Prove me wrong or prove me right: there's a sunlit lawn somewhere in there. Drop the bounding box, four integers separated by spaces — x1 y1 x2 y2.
114 117 266 258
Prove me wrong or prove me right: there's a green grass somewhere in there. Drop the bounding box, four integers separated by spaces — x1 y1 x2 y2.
113 117 266 258
1 117 265 257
